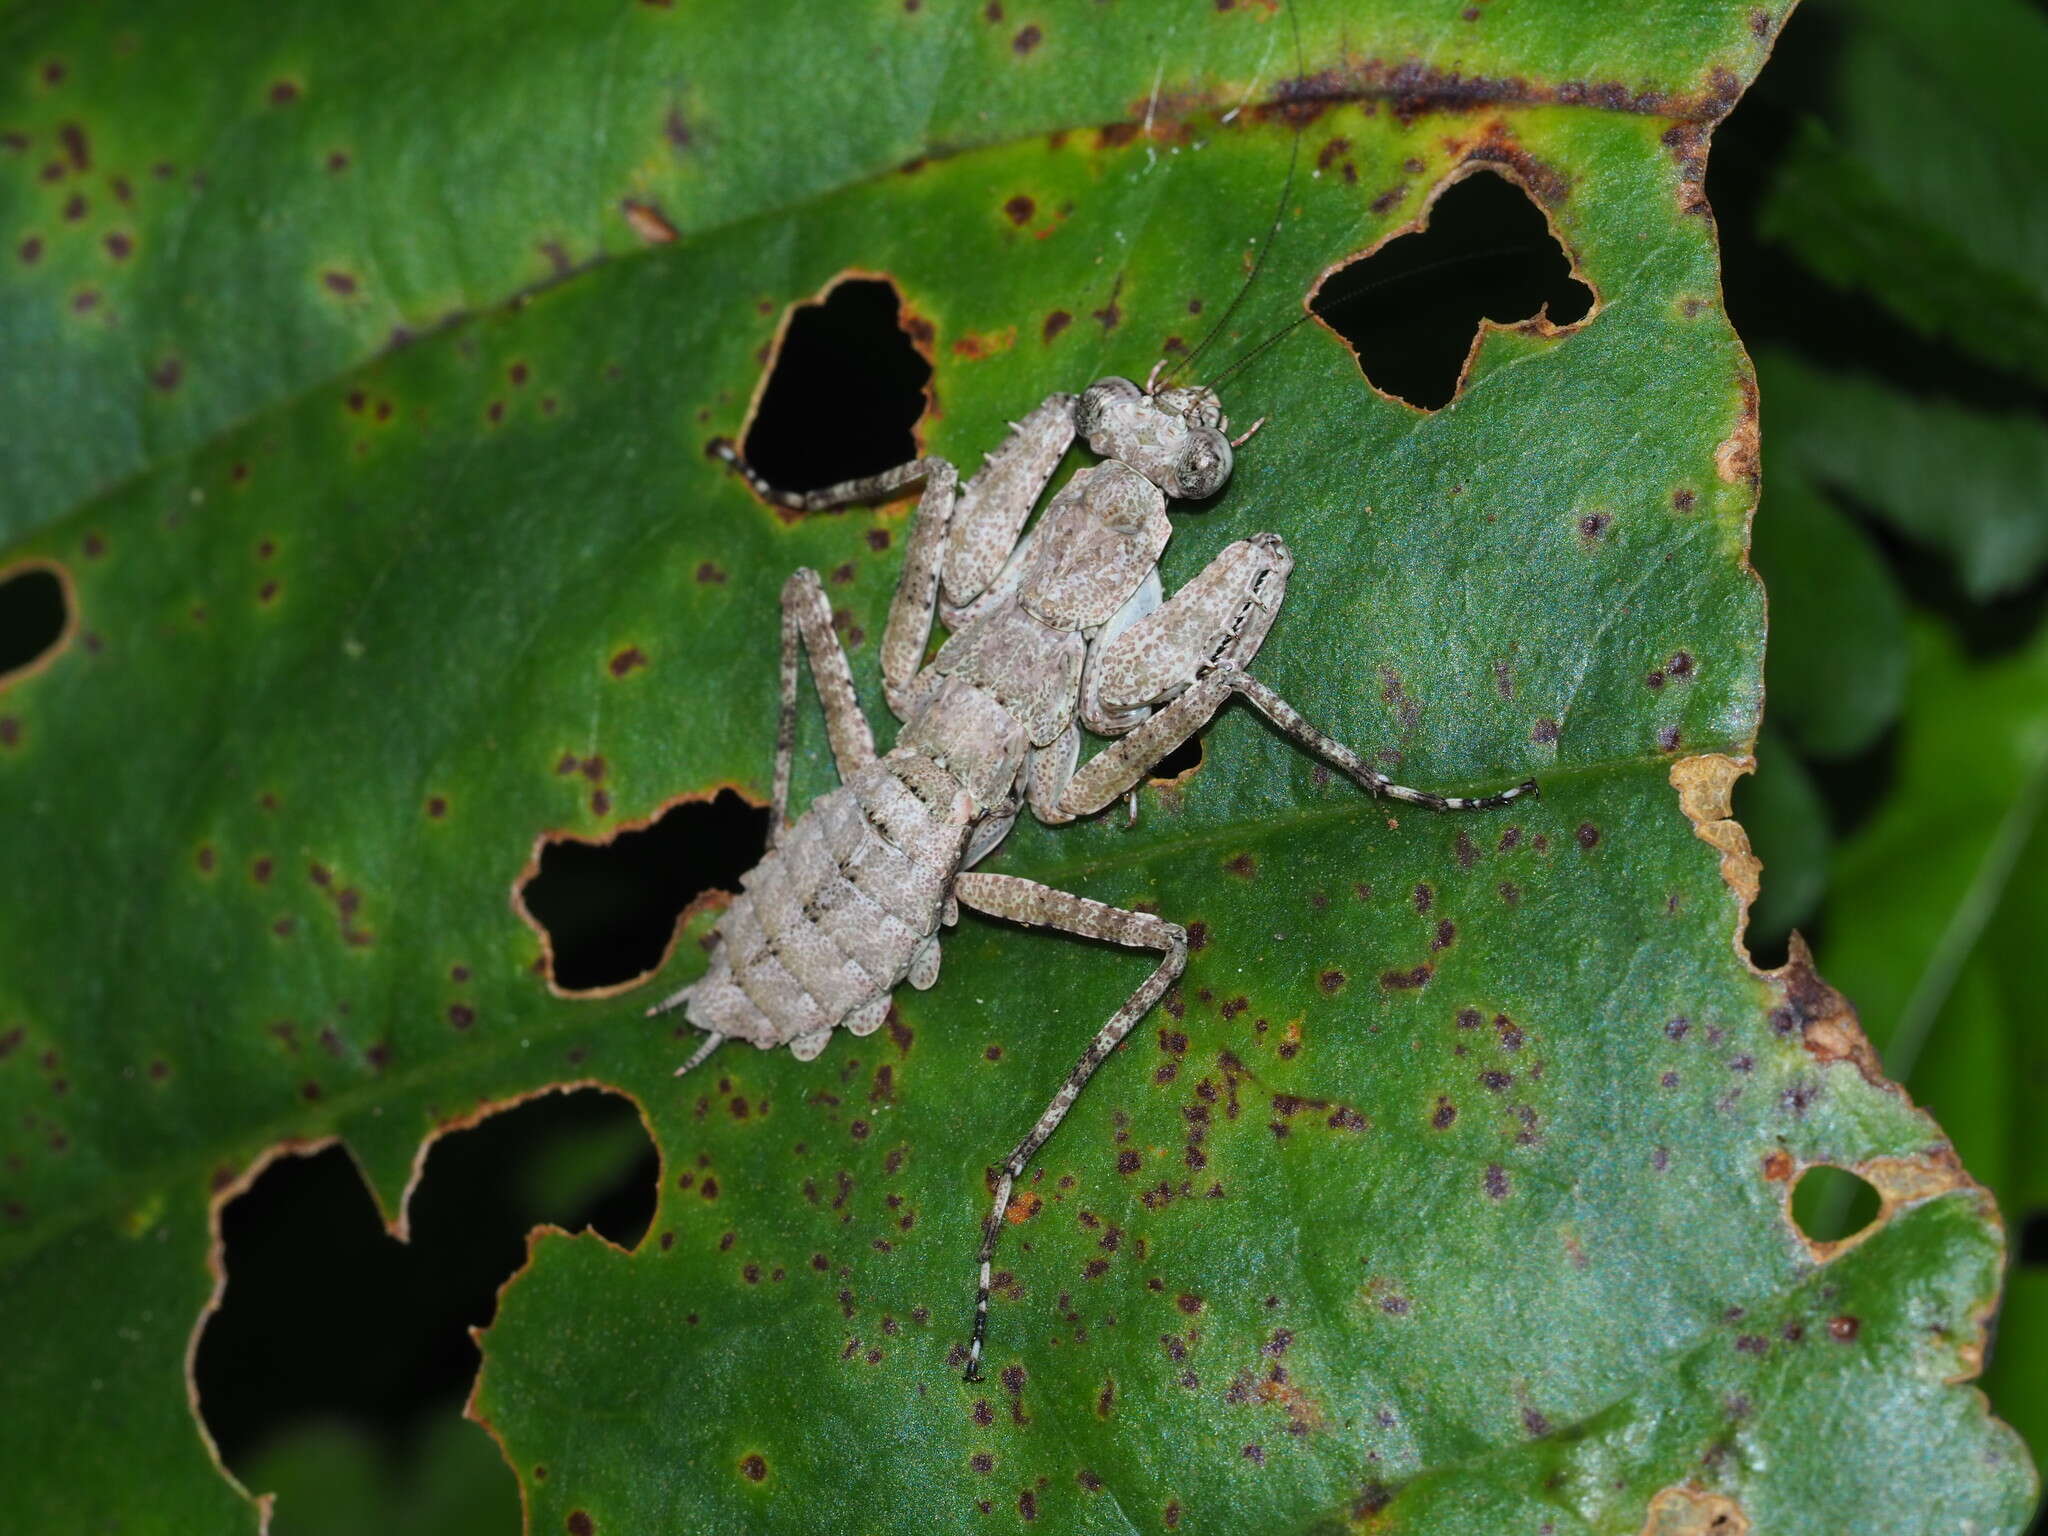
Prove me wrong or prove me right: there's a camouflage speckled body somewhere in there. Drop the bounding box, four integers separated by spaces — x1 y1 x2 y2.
661 370 1536 1379
685 750 978 1061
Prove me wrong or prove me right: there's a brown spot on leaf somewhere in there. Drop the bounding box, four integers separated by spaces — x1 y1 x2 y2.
1092 276 1123 330
1716 376 1760 487
622 199 678 244
1637 1483 1749 1536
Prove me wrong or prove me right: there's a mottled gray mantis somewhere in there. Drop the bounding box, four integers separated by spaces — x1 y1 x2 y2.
650 361 1537 1381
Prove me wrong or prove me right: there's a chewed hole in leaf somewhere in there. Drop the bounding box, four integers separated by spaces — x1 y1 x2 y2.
194 1090 656 1521
0 563 71 684
737 276 932 496
520 789 769 993
1308 170 1593 411
1145 734 1204 784
1790 1163 1884 1246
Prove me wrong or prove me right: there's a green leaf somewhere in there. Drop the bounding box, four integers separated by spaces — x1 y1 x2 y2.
238 1415 518 1536
1759 351 2048 602
1991 1271 2048 1499
1820 624 2048 1095
1817 621 2048 1505
1755 0 2048 385
0 3 2033 1533
0 0 1778 546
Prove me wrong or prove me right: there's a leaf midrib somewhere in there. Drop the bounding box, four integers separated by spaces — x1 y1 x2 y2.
0 745 1705 1272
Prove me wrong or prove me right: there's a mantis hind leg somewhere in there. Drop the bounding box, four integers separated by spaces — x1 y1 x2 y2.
950 872 1187 1383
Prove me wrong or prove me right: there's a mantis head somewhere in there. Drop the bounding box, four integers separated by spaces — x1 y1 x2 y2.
1073 374 1235 503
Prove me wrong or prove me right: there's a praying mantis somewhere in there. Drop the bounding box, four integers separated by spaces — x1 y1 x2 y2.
648 360 1535 1380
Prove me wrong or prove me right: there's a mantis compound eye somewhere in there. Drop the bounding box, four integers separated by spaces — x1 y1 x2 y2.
1166 426 1232 501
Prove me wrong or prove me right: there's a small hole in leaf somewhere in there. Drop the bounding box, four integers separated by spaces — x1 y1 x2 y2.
193 1090 656 1529
1308 170 1593 410
739 277 931 495
0 564 69 682
1790 1163 1883 1245
1145 735 1203 783
521 790 769 992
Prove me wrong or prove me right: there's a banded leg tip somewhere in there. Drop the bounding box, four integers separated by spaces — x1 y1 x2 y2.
962 1363 983 1384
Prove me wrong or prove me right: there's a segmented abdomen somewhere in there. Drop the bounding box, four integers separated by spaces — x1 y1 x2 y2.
686 749 974 1057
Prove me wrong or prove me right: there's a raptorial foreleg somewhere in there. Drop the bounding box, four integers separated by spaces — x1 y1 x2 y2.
878 393 1078 703
951 872 1187 1382
713 393 1076 718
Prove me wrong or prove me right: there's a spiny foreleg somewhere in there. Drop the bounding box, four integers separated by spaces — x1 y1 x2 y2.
713 394 1074 718
951 872 1187 1383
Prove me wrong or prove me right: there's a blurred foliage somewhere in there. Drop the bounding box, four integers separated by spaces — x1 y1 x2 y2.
1728 0 2048 1520
238 1416 516 1536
